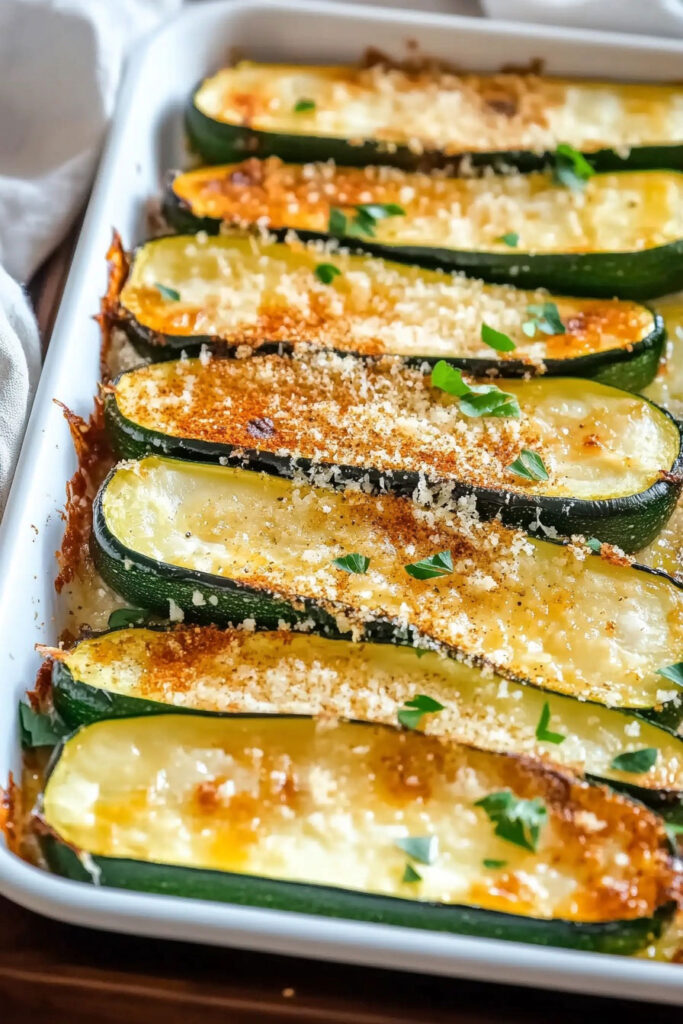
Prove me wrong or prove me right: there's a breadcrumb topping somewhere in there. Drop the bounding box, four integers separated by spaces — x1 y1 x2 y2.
195 62 683 155
173 158 683 254
117 234 653 361
113 353 678 500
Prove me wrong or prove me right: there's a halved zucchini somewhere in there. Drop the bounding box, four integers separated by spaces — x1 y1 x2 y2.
110 234 663 392
187 62 683 173
39 713 676 953
165 161 683 300
91 456 683 723
106 354 683 551
643 299 683 418
51 626 683 820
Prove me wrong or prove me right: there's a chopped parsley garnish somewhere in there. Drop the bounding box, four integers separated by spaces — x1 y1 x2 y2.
656 662 683 687
610 748 658 774
431 360 520 419
585 537 602 553
553 143 595 190
293 98 316 112
665 822 683 848
483 859 507 869
535 702 565 744
18 703 70 749
332 552 370 574
328 203 405 238
460 387 520 419
481 323 516 353
404 550 453 580
395 835 438 865
496 232 519 248
108 607 153 629
509 449 549 482
522 302 565 338
314 263 341 285
154 282 180 302
328 208 347 236
402 863 423 883
431 361 470 397
397 694 445 731
475 791 547 852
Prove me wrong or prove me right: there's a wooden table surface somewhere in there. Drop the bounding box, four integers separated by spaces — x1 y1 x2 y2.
2 233 680 1023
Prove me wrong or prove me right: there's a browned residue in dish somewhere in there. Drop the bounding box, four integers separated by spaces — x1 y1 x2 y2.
96 231 131 380
54 398 112 594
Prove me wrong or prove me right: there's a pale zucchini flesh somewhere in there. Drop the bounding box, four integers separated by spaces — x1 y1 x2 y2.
41 714 674 929
115 234 659 374
110 354 681 504
53 627 683 813
93 456 683 715
643 300 683 419
170 162 683 257
192 64 683 160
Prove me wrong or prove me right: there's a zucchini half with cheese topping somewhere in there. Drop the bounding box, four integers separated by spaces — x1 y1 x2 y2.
50 626 683 821
106 354 683 551
108 234 664 392
91 456 683 727
187 62 683 173
165 161 683 300
39 713 676 953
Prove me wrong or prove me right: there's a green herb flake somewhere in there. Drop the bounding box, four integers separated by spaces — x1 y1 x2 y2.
496 232 519 248
154 282 180 302
586 537 602 554
332 552 370 575
395 835 438 865
459 386 520 419
108 607 153 630
475 791 547 852
610 748 658 774
535 702 565 744
330 202 406 238
481 323 516 353
314 263 341 285
509 449 549 482
523 302 565 338
483 859 507 870
402 863 423 883
397 693 445 731
293 98 316 113
328 208 347 236
553 143 595 190
356 203 405 221
19 703 70 749
404 550 453 580
656 662 683 687
431 360 520 418
431 360 470 397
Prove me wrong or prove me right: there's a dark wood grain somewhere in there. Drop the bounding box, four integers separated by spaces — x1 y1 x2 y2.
2 227 677 1024
1 895 682 1024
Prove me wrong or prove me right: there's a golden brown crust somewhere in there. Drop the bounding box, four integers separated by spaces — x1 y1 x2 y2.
97 231 131 380
54 398 112 594
0 774 21 856
27 659 54 714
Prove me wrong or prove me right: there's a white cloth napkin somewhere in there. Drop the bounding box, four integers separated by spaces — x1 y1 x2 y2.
480 0 683 36
0 0 180 516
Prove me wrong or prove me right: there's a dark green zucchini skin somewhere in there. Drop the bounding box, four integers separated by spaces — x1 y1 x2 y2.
89 474 683 734
163 184 683 302
39 834 675 954
185 98 683 177
113 293 666 397
50 661 683 823
104 387 683 553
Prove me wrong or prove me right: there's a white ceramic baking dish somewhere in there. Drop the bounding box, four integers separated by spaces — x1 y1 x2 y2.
1 0 682 1003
